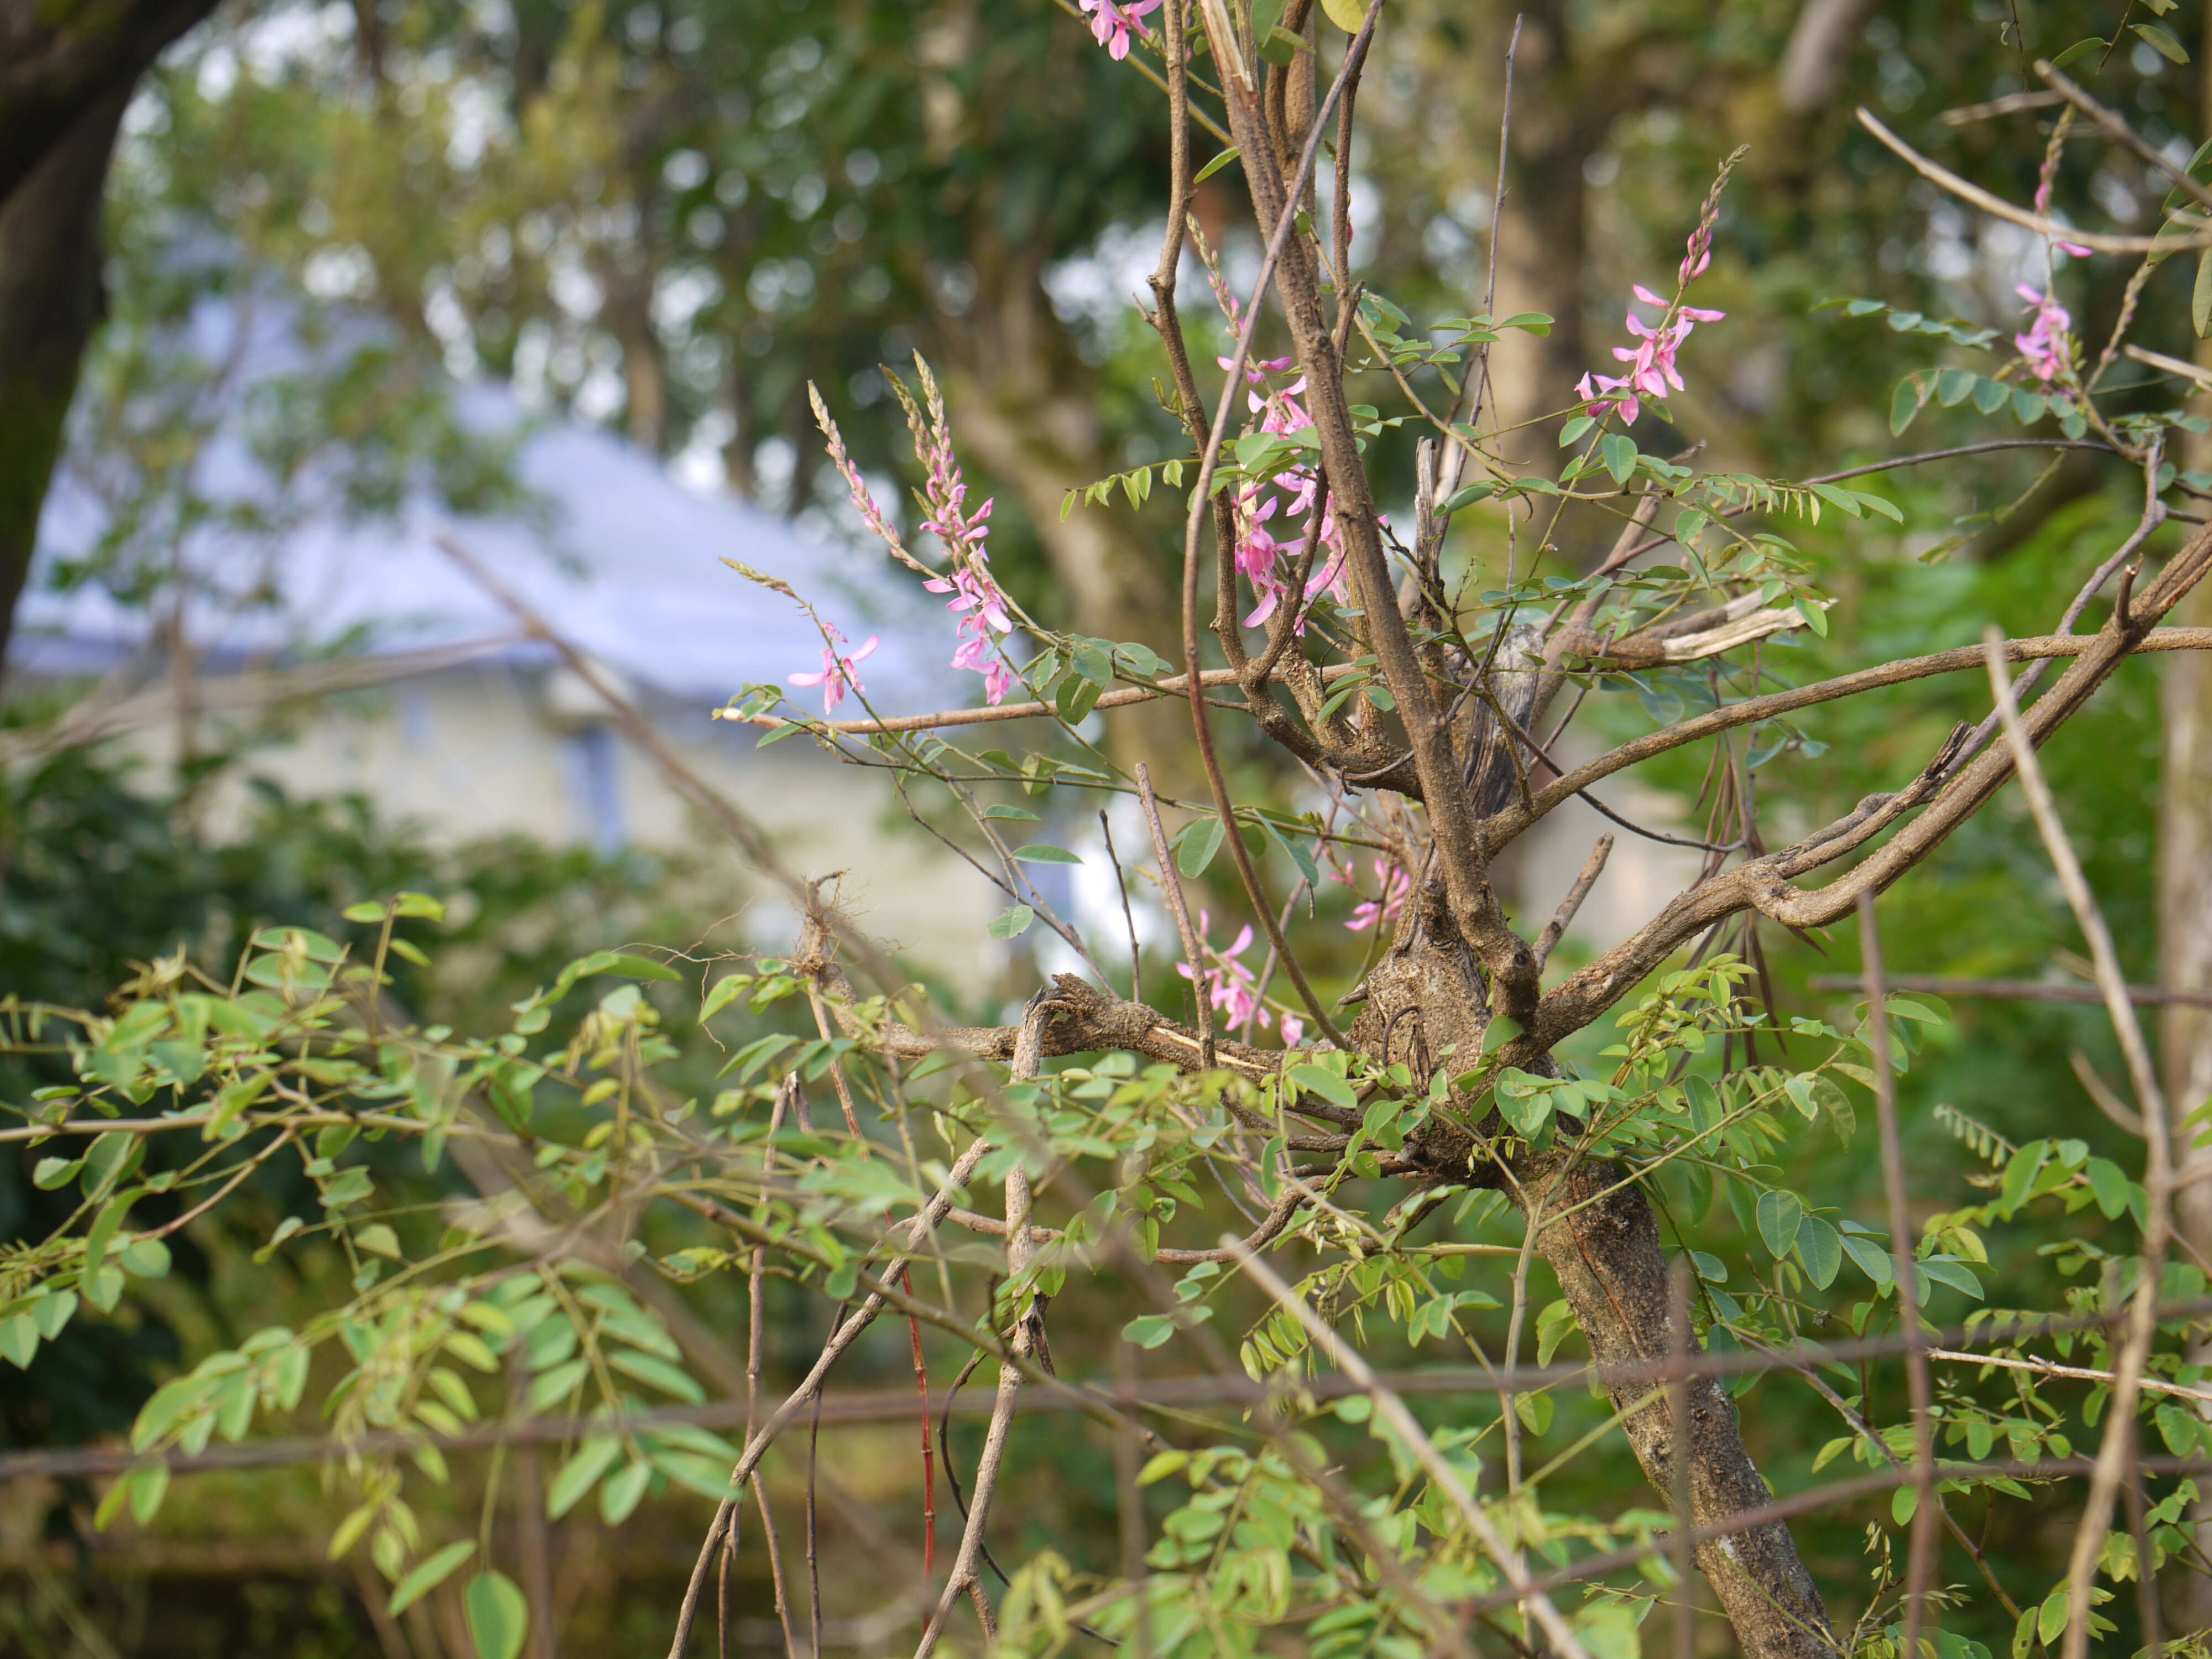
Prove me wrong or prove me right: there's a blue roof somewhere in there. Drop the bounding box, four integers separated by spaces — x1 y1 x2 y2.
24 312 962 713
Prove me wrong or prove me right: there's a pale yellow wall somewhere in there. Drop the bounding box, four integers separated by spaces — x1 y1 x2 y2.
113 661 1008 984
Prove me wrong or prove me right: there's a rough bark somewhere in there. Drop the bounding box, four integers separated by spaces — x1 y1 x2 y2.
1346 905 1838 1658
0 82 133 675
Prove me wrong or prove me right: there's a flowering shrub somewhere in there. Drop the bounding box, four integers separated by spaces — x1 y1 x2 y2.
14 9 2212 1659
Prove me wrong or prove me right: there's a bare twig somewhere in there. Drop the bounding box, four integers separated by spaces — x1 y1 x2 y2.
913 1003 1051 1658
2069 1049 2147 1136
1807 973 2212 1010
1229 1243 1595 1659
1136 763 1216 1068
1857 107 2212 252
2038 60 2212 213
1100 810 1144 1001
1858 891 1937 1658
1984 633 2173 1659
664 1133 997 1659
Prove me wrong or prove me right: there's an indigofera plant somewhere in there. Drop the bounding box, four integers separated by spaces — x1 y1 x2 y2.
13 8 2212 1659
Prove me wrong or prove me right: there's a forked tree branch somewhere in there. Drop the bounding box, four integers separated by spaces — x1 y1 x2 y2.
1525 530 2212 1051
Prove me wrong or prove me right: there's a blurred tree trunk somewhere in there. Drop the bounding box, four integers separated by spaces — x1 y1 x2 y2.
0 0 220 672
1478 1 1589 465
938 248 1187 770
0 86 131 677
2167 15 2212 1632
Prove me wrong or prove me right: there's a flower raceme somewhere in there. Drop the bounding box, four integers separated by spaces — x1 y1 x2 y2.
1078 0 1160 59
1175 910 1303 1045
2013 285 2073 390
1579 159 1738 427
1578 284 1724 427
787 628 878 715
808 361 1017 709
1222 353 1351 630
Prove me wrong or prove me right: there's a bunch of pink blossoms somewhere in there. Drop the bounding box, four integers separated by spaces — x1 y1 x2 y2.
1224 353 1350 629
2013 285 2073 388
1176 911 1304 1046
1078 0 1160 59
1579 164 1733 425
810 366 1016 708
1578 284 1725 426
787 627 879 715
1340 857 1410 933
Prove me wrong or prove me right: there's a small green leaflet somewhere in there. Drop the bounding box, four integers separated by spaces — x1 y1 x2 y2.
2133 20 2189 61
1010 844 1082 865
1796 1215 1842 1289
1755 1189 1803 1259
388 1541 476 1618
1286 1063 1358 1113
988 905 1036 940
1599 433 1637 487
1839 1232 1893 1287
2085 1157 2130 1219
465 1572 530 1659
1124 1313 1178 1348
1172 817 1225 878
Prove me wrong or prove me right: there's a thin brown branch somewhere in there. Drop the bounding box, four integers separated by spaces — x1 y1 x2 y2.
1230 1243 1595 1659
2037 60 2212 213
1856 107 2212 252
1859 893 1937 1657
1807 973 2212 1010
1985 634 2174 1659
914 1008 1051 1658
1136 763 1217 1068
2070 1048 2147 1136
1491 628 2212 858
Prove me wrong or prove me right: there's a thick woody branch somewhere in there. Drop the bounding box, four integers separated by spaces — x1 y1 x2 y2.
1527 530 2212 1050
1480 625 2212 859
1199 0 1538 1025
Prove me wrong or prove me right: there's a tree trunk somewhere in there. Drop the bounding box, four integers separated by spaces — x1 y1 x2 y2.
0 0 216 201
1479 1 1590 465
0 82 132 675
1348 900 1837 1658
2167 22 2212 1636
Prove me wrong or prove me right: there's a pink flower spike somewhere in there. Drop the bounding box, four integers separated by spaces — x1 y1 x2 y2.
1078 0 1160 59
787 633 879 715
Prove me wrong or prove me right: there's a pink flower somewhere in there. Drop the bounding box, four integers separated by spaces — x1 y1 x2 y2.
898 361 1018 706
1213 355 1353 633
2032 148 2095 260
1175 910 1279 1034
2014 285 2073 385
1079 0 1160 59
789 630 879 715
1345 859 1410 933
1278 1013 1305 1048
1579 286 1724 426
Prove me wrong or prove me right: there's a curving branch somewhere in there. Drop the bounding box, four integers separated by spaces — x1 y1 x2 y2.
1525 530 2212 1050
1480 625 2212 859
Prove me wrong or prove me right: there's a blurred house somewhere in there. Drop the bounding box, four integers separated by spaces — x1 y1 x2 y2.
14 347 1003 980
12 287 1699 999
